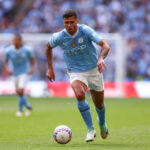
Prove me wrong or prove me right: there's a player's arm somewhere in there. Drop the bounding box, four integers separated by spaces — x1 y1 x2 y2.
84 25 110 73
4 60 13 75
46 43 55 81
97 40 110 73
28 58 35 75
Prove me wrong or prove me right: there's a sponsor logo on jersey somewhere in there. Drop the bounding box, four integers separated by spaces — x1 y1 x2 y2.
64 45 86 55
78 38 83 43
71 41 76 48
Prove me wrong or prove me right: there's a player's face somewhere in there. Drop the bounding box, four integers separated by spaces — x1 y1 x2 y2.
63 16 79 35
13 36 22 48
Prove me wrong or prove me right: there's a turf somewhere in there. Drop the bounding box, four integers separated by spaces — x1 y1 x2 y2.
0 96 150 150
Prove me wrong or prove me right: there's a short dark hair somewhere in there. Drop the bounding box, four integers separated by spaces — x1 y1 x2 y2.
62 9 78 19
14 34 22 40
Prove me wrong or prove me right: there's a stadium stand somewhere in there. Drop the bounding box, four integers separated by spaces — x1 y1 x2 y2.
0 0 150 81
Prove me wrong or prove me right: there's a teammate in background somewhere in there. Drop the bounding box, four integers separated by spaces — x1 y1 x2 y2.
46 9 110 142
5 34 35 117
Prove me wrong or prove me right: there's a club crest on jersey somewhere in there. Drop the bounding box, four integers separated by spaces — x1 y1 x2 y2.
71 41 76 48
68 69 71 72
78 38 83 43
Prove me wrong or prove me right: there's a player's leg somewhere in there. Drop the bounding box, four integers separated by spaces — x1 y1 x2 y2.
88 68 108 139
18 74 32 116
71 80 96 142
90 90 108 139
14 77 23 117
16 93 23 117
17 89 31 108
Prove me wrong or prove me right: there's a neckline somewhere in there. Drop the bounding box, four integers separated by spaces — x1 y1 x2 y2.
13 45 22 52
64 25 79 38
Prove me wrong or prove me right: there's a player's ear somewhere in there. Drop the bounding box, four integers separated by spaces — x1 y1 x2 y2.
76 19 79 24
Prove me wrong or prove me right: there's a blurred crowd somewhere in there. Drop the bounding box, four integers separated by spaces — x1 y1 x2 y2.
0 0 150 81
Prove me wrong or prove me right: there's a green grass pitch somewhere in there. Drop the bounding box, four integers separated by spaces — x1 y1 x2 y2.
0 96 150 150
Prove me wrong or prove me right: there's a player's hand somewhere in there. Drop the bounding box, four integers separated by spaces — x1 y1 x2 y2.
6 69 13 75
97 58 106 73
46 69 55 81
28 68 34 75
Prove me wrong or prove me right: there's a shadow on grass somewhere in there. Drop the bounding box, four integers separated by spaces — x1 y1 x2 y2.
44 141 149 150
1 140 149 150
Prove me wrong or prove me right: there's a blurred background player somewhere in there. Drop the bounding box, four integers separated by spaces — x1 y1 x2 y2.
5 34 35 117
46 9 110 142
0 0 149 82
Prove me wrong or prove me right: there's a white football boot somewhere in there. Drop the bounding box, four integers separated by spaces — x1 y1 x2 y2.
85 129 96 142
16 111 23 117
25 107 32 117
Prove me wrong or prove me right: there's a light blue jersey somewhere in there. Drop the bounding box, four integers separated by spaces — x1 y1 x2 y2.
5 45 34 76
49 24 103 72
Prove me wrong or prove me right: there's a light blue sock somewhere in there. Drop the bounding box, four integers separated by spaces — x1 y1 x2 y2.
96 105 107 131
18 96 24 112
22 95 31 109
77 100 94 130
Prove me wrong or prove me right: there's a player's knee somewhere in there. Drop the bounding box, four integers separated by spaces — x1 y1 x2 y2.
18 92 24 97
96 103 104 109
17 89 24 96
75 90 85 101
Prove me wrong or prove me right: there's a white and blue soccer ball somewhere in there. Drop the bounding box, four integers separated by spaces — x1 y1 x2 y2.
53 125 72 144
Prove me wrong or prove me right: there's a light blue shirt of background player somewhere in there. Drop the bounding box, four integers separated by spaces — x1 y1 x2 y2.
49 24 103 73
5 34 35 117
5 45 34 76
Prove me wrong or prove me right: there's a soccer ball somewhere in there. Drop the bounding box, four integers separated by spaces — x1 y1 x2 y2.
53 125 72 144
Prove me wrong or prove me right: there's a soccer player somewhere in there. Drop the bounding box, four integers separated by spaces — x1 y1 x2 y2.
5 34 35 117
46 9 110 142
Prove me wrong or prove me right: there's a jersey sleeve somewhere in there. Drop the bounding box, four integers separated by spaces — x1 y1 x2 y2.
49 33 60 48
83 25 103 44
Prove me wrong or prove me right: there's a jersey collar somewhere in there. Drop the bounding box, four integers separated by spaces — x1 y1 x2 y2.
64 24 79 38
13 45 22 52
